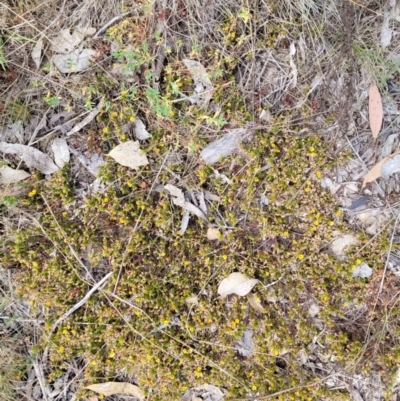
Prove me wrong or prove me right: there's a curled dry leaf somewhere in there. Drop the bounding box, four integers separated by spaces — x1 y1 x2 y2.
218 272 259 298
248 294 265 313
0 142 58 174
0 165 30 184
51 138 70 168
52 48 97 73
108 140 149 170
134 118 151 140
362 151 400 188
51 27 96 53
31 38 43 69
182 59 214 108
369 82 383 139
85 382 144 400
164 184 185 207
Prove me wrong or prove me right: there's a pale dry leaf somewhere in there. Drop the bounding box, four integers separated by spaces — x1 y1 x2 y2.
352 262 372 278
218 272 259 298
1 120 24 143
248 294 265 313
184 201 208 221
181 210 190 235
0 142 58 174
86 382 144 400
134 118 151 140
182 59 214 108
165 184 185 207
51 27 95 53
381 154 400 180
234 329 254 357
381 10 393 48
207 227 220 241
31 38 43 69
108 140 149 170
0 165 30 184
329 234 358 261
52 48 97 73
369 82 383 139
201 128 249 165
51 138 70 168
362 151 400 188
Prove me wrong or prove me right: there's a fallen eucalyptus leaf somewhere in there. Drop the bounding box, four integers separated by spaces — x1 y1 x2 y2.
182 59 214 108
0 142 58 174
134 118 151 140
248 294 265 313
108 140 149 170
85 382 144 400
51 138 70 168
362 151 400 188
165 184 185 207
369 82 383 138
51 27 96 53
181 210 190 234
184 201 208 221
218 272 259 298
201 128 250 165
0 165 30 184
52 48 97 73
1 121 24 143
31 38 43 69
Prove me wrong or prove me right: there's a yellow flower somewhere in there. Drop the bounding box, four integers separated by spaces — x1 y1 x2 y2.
298 254 304 260
28 189 37 197
129 116 135 122
121 90 127 96
102 127 109 134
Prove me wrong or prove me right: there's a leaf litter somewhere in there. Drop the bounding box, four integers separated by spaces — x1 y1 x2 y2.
85 382 144 400
217 272 259 298
0 165 30 184
369 82 383 139
0 142 59 174
107 140 149 170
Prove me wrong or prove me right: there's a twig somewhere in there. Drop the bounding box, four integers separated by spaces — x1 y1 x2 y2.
48 272 112 337
66 98 105 137
93 11 136 38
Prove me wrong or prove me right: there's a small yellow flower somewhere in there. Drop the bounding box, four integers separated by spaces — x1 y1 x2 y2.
121 134 127 141
252 385 257 391
102 127 109 134
129 116 136 122
306 180 311 186
121 90 127 96
28 189 37 197
304 187 310 193
58 346 65 353
222 254 228 260
316 171 322 178
298 254 304 260
32 261 39 268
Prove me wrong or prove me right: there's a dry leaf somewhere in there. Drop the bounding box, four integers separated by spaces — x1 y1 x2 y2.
362 151 400 188
86 382 144 400
134 118 151 140
0 165 30 184
31 38 43 69
164 184 185 207
381 10 393 48
181 210 190 234
329 233 358 261
51 138 70 168
51 27 96 53
218 272 259 298
182 59 214 108
0 142 58 174
207 227 220 241
201 128 250 165
248 294 265 313
352 262 372 278
369 82 383 139
52 48 97 73
108 141 149 170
